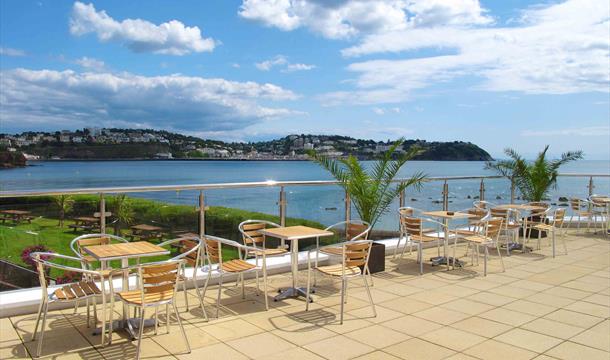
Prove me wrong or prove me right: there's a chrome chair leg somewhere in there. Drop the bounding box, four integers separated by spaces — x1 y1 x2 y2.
135 307 146 360
173 302 191 354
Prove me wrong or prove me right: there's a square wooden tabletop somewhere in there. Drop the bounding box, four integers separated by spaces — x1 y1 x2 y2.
494 204 545 211
422 210 475 219
258 225 334 240
83 241 169 261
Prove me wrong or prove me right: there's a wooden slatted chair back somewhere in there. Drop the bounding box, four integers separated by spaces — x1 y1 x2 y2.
569 198 582 211
241 222 266 245
141 262 180 298
490 208 508 218
346 223 369 240
204 237 222 265
485 218 504 239
177 238 200 267
76 236 110 257
343 241 371 267
553 208 566 227
400 216 423 236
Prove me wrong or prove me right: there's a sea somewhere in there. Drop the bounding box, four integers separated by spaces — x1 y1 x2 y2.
1 160 608 230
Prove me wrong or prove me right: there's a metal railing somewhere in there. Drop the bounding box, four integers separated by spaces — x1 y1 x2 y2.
1 173 607 237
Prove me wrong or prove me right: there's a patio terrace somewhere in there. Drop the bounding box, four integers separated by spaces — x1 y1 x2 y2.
1 231 608 360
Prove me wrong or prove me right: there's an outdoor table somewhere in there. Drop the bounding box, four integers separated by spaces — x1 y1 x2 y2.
130 224 163 241
0 210 31 224
422 211 476 269
495 204 545 252
258 225 333 302
83 241 169 339
71 216 99 231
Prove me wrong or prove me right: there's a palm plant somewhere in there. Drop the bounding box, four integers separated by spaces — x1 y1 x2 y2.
111 194 134 235
308 138 426 230
486 146 583 202
54 195 74 227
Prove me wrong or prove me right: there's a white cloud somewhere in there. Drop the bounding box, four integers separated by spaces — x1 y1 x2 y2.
0 47 26 56
255 55 315 72
69 1 217 55
372 107 385 115
255 55 288 71
521 126 610 137
231 63 241 68
74 56 106 71
371 106 401 115
239 0 491 39
333 0 609 104
0 68 301 132
283 63 316 72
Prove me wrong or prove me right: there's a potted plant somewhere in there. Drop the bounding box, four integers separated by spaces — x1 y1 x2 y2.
308 138 426 272
54 195 74 228
486 145 583 237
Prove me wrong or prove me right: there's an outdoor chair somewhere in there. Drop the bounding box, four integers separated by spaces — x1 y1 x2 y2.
461 217 505 276
201 234 269 317
69 233 129 315
156 237 206 319
305 239 375 324
313 221 372 284
568 198 593 232
238 219 288 259
398 216 444 275
30 252 110 357
524 203 551 239
396 207 431 258
109 260 190 360
531 208 568 257
589 195 609 236
490 207 522 255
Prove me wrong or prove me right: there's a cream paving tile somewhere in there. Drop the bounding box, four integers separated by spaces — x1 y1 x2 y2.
542 286 591 300
502 299 557 317
561 280 608 293
200 317 264 342
440 298 495 316
569 329 610 352
408 290 458 306
383 338 456 360
525 293 575 308
468 292 517 307
348 305 403 324
521 318 584 340
404 278 450 290
350 288 400 304
478 308 536 327
271 323 337 346
543 309 604 329
226 332 296 359
464 339 537 360
152 326 217 352
457 279 501 291
262 346 326 360
319 314 375 334
510 280 554 292
494 328 563 353
581 293 610 306
304 335 375 360
434 285 480 298
588 320 609 335
444 354 480 360
0 339 31 360
412 307 471 325
381 315 443 337
545 341 610 360
563 301 610 319
379 283 424 297
451 316 512 338
488 285 538 299
420 326 486 352
531 355 559 360
345 324 411 349
176 342 249 360
378 297 435 315
352 350 402 360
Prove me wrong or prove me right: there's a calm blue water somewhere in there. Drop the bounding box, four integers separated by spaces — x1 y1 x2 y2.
1 160 608 230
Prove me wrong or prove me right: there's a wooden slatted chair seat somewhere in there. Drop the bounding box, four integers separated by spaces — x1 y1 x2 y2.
220 259 256 272
410 234 440 242
251 248 287 257
320 246 342 255
532 223 554 231
53 281 101 301
117 289 174 305
455 229 477 236
316 264 361 277
463 235 493 244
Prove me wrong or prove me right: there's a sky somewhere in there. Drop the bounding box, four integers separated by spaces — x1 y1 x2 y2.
0 0 608 159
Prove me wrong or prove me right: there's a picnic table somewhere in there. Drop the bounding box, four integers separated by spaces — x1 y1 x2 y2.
69 216 100 232
0 210 33 224
129 224 164 242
